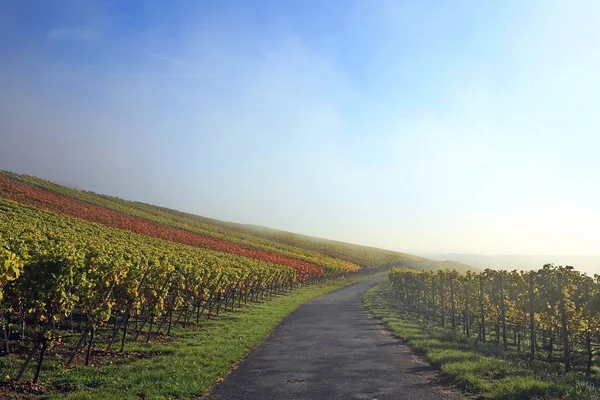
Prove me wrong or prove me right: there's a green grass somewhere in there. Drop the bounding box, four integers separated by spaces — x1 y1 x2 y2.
4 272 385 400
362 281 600 400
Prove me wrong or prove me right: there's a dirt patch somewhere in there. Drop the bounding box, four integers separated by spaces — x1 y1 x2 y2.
0 380 48 399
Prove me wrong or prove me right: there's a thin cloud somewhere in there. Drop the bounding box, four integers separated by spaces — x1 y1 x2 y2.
141 51 189 66
47 27 99 41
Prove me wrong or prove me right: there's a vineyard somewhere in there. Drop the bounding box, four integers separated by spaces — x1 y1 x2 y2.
0 170 476 394
0 171 361 274
388 267 600 375
0 173 356 280
0 198 344 386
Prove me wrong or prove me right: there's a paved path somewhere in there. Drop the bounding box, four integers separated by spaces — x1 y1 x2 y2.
206 276 462 400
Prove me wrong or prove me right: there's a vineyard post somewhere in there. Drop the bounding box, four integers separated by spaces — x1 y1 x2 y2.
403 275 409 306
111 314 119 339
244 277 254 304
167 308 174 335
247 280 254 303
479 275 485 342
85 280 116 364
558 274 571 372
120 316 129 353
450 275 456 331
185 303 191 325
133 309 149 341
265 278 273 299
17 324 50 381
21 313 25 341
107 311 126 351
407 276 412 310
191 294 200 324
255 279 264 302
252 279 261 302
67 327 89 366
154 304 172 336
200 274 223 319
440 274 445 327
586 324 593 375
148 273 173 341
423 275 429 320
416 276 421 314
107 271 148 351
233 279 246 308
528 272 535 360
266 278 273 298
224 285 235 311
229 284 238 308
585 281 593 375
238 277 248 308
249 281 258 303
182 299 193 326
499 275 507 350
211 291 222 317
548 331 554 362
431 276 436 323
464 281 470 338
271 275 278 296
32 335 48 384
0 302 10 354
225 281 241 311
85 325 95 366
238 276 250 307
276 274 284 295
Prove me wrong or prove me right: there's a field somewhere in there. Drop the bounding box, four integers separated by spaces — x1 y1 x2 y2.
362 268 600 399
0 170 455 398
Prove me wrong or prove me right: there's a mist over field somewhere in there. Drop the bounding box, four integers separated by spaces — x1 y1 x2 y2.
425 254 600 277
1 1 599 267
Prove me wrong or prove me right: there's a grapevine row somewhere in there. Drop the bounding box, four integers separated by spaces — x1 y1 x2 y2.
0 199 342 383
388 266 600 374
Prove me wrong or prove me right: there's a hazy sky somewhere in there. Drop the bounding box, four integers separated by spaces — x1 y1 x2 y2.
1 1 599 256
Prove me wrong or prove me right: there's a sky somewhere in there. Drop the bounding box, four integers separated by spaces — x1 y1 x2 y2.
1 1 600 256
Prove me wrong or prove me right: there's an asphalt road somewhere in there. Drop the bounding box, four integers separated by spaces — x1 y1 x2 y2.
206 275 463 400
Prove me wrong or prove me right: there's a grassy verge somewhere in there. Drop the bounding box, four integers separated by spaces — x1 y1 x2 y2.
5 272 385 400
362 280 599 400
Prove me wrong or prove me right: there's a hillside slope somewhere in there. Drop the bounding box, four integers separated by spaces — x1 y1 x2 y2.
0 170 473 273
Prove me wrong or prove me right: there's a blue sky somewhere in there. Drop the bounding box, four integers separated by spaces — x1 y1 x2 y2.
1 1 600 256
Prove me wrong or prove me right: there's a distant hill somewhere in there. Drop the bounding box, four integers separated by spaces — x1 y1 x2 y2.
0 170 475 273
425 253 600 276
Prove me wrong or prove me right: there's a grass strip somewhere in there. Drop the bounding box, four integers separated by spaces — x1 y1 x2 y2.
6 272 385 400
362 280 600 400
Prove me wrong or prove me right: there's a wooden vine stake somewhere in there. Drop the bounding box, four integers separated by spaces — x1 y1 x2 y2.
498 275 507 350
558 274 570 372
449 275 456 331
528 272 535 360
479 275 486 342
